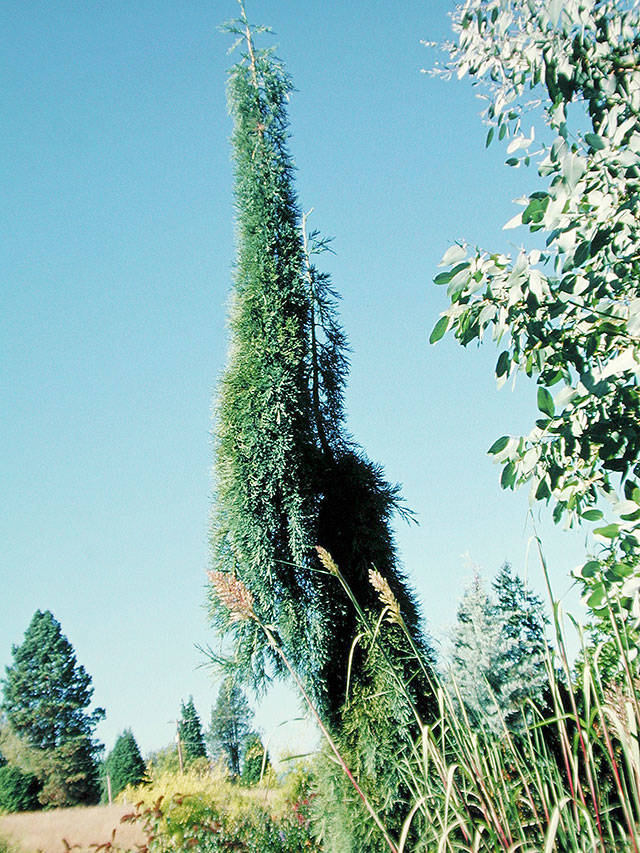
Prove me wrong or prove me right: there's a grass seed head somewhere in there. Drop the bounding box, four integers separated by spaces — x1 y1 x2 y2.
315 546 339 575
207 571 256 622
369 568 401 624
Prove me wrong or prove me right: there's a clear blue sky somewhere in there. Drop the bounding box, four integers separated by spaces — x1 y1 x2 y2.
1 0 587 758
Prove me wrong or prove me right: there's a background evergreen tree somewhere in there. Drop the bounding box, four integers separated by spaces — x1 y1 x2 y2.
1 610 104 806
103 729 145 799
208 12 436 848
448 574 509 734
449 568 549 733
0 764 41 813
493 562 548 724
207 677 253 777
178 697 206 764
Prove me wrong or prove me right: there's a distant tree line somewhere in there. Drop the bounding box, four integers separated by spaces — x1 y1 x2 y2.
0 610 270 813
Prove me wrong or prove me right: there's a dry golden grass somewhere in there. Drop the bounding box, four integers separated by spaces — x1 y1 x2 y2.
0 803 145 853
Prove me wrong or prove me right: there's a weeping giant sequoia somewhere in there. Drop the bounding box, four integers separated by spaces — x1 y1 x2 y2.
208 14 435 845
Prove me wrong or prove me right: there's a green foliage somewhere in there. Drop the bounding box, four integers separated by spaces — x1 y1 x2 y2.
37 738 103 807
103 729 146 799
1 610 104 806
430 0 640 646
2 610 104 749
179 697 207 764
309 547 640 850
207 678 253 777
119 769 320 852
209 14 437 847
0 764 41 813
146 743 181 778
240 733 270 786
493 562 549 713
278 754 317 806
209 19 321 689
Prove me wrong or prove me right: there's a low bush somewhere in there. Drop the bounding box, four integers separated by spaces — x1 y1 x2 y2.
240 734 270 786
120 767 319 852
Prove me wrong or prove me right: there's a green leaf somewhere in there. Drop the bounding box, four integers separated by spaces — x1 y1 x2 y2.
591 228 609 254
429 316 449 344
488 436 509 455
496 351 510 377
581 560 600 578
611 562 633 578
434 271 453 285
585 132 605 150
522 197 548 225
593 524 620 539
486 127 494 147
537 387 555 417
535 478 551 500
573 241 591 267
501 461 516 489
449 261 470 277
587 586 607 610
581 509 603 521
506 157 519 166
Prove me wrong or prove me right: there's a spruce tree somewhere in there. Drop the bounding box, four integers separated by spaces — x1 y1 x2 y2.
448 574 509 734
449 568 548 734
207 677 253 777
103 729 145 798
178 697 207 764
493 562 548 724
209 9 436 848
1 610 104 806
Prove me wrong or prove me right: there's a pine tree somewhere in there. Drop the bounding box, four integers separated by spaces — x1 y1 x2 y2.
208 11 436 848
207 677 253 777
103 729 145 798
1 610 104 806
178 697 206 764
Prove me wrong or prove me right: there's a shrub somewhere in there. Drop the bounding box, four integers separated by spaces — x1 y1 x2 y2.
119 769 320 852
145 743 180 778
240 734 270 786
0 764 41 812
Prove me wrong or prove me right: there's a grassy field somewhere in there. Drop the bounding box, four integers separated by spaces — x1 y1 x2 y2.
0 803 146 853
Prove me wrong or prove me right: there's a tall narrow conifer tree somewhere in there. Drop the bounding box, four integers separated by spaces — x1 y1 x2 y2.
209 8 435 848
